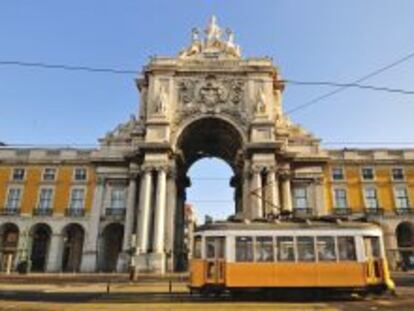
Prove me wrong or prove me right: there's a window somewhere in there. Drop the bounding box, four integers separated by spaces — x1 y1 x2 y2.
205 237 216 259
317 236 337 261
255 236 274 262
364 187 379 209
361 167 374 180
69 188 85 209
337 236 356 261
74 168 87 181
193 236 202 259
332 167 344 181
235 236 253 262
334 188 348 208
364 236 381 258
110 188 126 209
6 188 22 209
297 236 315 262
392 168 404 181
395 187 410 209
277 236 295 261
12 168 25 181
38 188 53 209
293 187 308 209
42 168 56 181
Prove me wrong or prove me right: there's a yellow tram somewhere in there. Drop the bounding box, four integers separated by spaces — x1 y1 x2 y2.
189 220 395 295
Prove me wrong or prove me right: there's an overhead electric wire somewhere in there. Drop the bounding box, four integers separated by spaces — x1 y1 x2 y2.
285 51 414 115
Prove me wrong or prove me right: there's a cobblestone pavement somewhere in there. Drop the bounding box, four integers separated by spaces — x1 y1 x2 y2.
0 273 413 310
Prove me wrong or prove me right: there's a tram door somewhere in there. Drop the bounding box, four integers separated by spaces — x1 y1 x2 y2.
205 236 225 285
364 236 382 284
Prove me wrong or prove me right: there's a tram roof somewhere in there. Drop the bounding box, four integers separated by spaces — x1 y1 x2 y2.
195 219 381 232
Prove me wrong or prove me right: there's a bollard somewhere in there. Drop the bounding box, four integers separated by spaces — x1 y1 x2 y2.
106 281 111 294
169 279 172 293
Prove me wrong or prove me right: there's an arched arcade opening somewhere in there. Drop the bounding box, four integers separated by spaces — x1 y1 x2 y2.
30 223 52 272
396 221 414 269
61 223 84 272
100 223 124 272
0 223 19 272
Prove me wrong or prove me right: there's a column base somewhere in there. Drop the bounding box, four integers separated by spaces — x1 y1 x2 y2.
135 253 166 274
80 251 97 272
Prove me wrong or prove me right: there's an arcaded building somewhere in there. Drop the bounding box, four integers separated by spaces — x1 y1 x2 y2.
0 17 413 274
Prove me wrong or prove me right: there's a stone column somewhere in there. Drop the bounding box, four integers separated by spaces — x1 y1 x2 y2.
281 174 293 213
251 169 263 219
117 174 138 272
153 168 167 253
313 178 325 216
151 168 167 274
165 169 177 272
266 169 280 215
242 170 251 218
46 234 63 272
136 169 152 254
81 177 105 272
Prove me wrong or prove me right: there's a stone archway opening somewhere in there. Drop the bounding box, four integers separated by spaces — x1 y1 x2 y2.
62 223 84 272
30 223 52 272
174 117 244 271
396 221 414 269
100 223 124 272
186 157 234 223
0 223 19 272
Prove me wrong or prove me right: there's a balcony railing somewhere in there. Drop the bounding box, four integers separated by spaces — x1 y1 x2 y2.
293 208 313 217
364 207 384 216
395 208 414 215
65 208 85 217
0 207 21 216
32 208 53 216
332 208 353 216
105 208 126 217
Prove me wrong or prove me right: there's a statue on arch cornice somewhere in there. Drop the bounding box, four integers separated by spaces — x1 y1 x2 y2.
179 15 241 59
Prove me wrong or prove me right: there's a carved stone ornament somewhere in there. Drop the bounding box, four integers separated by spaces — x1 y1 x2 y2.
178 76 245 107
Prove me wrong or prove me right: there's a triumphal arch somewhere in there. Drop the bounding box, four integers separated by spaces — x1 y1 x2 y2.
86 16 327 274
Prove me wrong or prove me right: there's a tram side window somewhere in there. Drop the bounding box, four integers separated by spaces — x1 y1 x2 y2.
277 236 295 261
206 237 216 259
364 236 381 258
297 236 316 262
255 236 274 262
193 236 202 259
235 236 254 262
317 236 337 261
337 236 357 261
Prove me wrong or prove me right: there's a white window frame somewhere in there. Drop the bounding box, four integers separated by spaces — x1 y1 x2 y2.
293 186 308 209
5 186 23 209
68 187 86 210
394 186 410 209
11 167 26 181
37 187 55 210
391 167 405 182
333 187 348 209
42 167 57 181
361 166 375 181
109 186 126 209
331 167 345 181
363 187 379 209
73 167 88 182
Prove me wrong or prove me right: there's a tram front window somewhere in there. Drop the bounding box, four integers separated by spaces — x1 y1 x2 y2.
297 236 316 262
193 236 202 259
206 237 216 259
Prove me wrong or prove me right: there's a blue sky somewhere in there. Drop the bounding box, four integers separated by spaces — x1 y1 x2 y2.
1 1 414 221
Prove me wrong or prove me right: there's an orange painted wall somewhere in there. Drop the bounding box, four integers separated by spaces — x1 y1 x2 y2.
0 164 96 215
